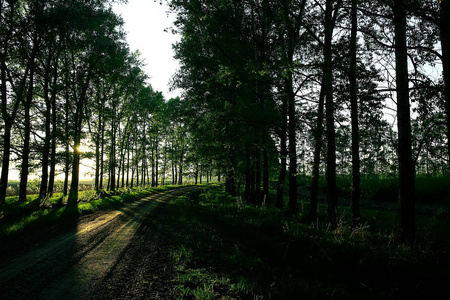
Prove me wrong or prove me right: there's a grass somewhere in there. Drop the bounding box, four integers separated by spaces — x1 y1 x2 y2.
0 185 178 237
164 184 450 299
297 173 449 204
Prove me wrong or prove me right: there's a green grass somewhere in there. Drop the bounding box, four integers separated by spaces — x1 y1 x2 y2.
0 185 178 238
165 184 450 299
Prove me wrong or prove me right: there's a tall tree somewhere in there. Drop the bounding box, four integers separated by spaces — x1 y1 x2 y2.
393 0 415 244
349 0 360 227
324 0 338 226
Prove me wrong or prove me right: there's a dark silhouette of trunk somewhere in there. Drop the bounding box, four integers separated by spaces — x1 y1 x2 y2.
39 53 53 199
135 141 139 187
276 95 288 209
262 143 269 205
324 0 338 227
117 126 124 189
63 95 70 197
19 97 32 202
195 164 199 185
255 146 262 204
126 138 130 187
0 0 26 202
287 29 298 213
309 83 325 225
0 125 12 203
94 113 101 190
19 58 37 202
110 119 116 191
151 144 155 186
349 0 360 228
0 54 20 202
394 0 415 244
155 140 159 187
47 77 58 196
440 0 450 248
100 122 105 190
68 104 82 205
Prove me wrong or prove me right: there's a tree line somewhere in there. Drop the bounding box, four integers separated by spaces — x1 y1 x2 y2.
1 0 449 245
0 0 206 205
168 0 449 245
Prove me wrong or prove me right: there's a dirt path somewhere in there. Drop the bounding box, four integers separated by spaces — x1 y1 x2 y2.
0 186 196 300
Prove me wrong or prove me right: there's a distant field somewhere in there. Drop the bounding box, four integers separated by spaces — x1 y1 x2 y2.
5 180 95 197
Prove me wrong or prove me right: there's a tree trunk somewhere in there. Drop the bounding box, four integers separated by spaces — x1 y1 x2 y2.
440 0 450 247
110 121 116 191
276 94 288 209
0 125 12 203
100 122 105 190
349 0 361 228
394 0 415 244
19 64 36 202
155 140 159 187
68 105 82 205
179 163 183 185
95 117 101 190
63 97 70 197
39 61 52 199
309 83 326 225
255 146 262 204
287 32 298 213
324 0 338 227
47 84 58 197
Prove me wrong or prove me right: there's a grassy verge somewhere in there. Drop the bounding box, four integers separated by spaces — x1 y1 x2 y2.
165 184 449 299
0 185 178 237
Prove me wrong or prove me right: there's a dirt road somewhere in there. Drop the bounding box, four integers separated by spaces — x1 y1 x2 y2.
0 186 196 299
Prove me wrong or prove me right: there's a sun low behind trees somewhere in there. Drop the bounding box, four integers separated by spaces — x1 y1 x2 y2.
1 0 450 246
0 0 194 204
168 0 449 245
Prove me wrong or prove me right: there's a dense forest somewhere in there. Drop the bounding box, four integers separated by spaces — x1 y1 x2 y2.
167 0 450 245
0 0 449 246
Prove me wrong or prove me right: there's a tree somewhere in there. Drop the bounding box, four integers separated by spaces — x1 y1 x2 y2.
393 0 415 244
349 0 360 227
324 0 339 227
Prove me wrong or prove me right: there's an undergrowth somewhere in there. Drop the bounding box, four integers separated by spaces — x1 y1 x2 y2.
298 173 448 203
167 184 450 299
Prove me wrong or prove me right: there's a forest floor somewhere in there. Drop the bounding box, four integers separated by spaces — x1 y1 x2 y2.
0 185 449 299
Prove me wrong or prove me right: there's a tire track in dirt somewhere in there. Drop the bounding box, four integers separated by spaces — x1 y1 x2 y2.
0 186 197 299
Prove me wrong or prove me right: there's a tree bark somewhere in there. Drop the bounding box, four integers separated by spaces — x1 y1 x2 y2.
19 60 36 202
276 95 288 209
439 0 450 247
309 83 326 225
47 78 58 197
350 0 361 228
68 106 82 205
39 53 53 199
287 38 298 213
324 0 338 227
394 0 415 244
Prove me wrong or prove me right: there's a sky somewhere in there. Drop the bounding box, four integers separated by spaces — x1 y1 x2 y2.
112 0 181 99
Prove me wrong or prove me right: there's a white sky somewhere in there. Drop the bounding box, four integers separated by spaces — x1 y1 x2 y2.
112 0 181 99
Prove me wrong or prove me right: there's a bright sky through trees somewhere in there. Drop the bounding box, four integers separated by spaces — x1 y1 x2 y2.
112 0 180 99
